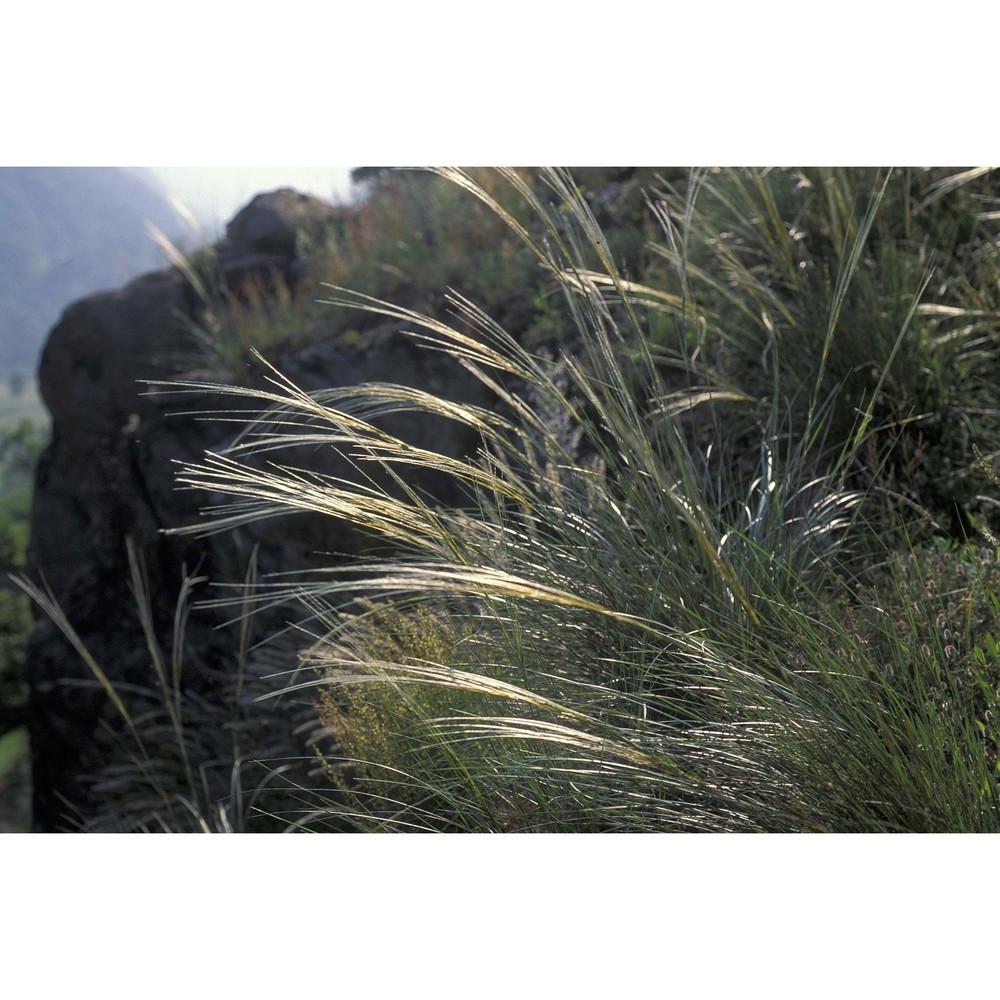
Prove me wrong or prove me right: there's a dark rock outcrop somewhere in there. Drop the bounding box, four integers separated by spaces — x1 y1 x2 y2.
23 189 490 831
225 188 341 259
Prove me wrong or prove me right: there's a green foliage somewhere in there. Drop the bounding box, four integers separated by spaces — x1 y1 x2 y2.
312 601 521 830
644 167 1000 536
0 725 28 773
299 169 555 349
866 539 1000 772
0 417 45 735
154 215 351 375
161 168 1000 832
195 254 320 374
0 725 30 833
1 418 46 501
179 169 669 380
0 586 30 733
28 166 1000 832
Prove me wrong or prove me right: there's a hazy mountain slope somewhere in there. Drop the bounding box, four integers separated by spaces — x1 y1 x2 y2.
0 167 186 373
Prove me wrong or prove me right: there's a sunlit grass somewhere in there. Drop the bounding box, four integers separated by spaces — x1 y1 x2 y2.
20 166 1000 832
163 167 1000 832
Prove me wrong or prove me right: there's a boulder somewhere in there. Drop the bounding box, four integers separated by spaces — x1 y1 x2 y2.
224 188 341 259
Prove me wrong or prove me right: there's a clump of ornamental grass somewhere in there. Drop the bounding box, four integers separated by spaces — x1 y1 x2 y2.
23 168 1000 831
167 167 1000 832
646 167 1000 537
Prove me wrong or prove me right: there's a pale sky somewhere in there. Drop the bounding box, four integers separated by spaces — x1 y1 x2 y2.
147 166 356 235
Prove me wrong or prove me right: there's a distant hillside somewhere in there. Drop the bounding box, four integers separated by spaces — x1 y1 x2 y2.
0 167 187 373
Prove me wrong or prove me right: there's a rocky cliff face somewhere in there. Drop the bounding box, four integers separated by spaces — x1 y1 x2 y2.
24 189 491 830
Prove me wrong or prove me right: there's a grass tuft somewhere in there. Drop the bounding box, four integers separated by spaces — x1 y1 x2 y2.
23 166 1000 832
165 168 1000 832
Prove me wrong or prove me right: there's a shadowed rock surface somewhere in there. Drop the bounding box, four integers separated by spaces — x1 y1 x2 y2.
24 189 491 831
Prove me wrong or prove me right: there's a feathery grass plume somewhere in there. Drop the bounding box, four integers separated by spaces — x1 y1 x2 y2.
162 167 1000 832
